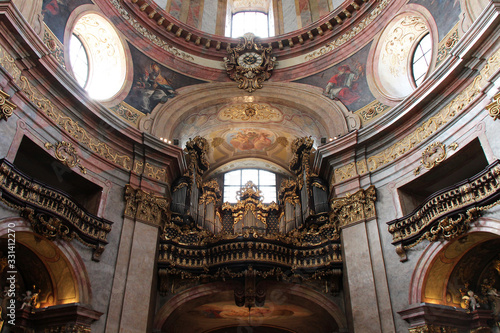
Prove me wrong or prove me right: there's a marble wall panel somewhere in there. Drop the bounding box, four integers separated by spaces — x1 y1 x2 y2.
282 0 298 33
201 0 218 34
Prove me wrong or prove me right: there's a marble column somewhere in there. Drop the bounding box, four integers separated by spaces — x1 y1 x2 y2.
333 186 396 333
105 185 169 333
342 219 396 333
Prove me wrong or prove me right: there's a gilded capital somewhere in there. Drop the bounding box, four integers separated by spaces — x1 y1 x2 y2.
330 185 377 227
124 184 170 227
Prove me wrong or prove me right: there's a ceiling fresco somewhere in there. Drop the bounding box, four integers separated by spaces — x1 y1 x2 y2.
161 289 340 333
294 43 375 112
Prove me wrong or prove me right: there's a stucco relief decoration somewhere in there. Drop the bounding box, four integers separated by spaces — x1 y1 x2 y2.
486 91 500 120
73 15 120 69
218 103 283 122
231 0 270 12
414 142 458 175
382 16 427 77
224 33 276 93
124 185 170 227
329 186 377 227
0 89 16 121
45 141 87 174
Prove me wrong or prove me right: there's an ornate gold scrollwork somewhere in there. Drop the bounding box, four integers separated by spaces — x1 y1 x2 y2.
45 141 87 174
124 184 170 227
222 181 276 226
414 142 458 175
184 136 210 188
218 102 283 122
409 325 457 333
0 89 16 121
199 179 222 205
330 186 377 227
224 33 276 93
487 91 500 121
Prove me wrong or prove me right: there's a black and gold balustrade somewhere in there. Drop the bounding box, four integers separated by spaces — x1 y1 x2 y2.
158 222 342 294
387 160 500 261
0 159 112 261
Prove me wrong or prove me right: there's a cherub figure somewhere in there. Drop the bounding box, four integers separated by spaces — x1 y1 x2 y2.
462 289 480 312
20 290 32 310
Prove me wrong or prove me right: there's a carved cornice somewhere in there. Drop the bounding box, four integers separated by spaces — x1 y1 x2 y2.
124 184 170 227
0 159 112 261
45 141 87 174
330 185 377 227
120 0 368 57
224 33 276 93
413 142 458 176
0 89 16 121
388 160 500 261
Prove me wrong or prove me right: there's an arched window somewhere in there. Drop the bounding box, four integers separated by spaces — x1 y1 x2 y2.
69 34 89 88
68 13 127 101
411 33 432 87
231 11 270 37
224 169 277 203
226 0 274 38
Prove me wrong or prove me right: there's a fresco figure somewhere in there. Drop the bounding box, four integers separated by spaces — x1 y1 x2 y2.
131 62 176 114
229 129 272 151
324 65 361 106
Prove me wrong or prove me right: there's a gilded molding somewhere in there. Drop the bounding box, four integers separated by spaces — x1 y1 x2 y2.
109 102 142 125
330 185 377 227
486 91 500 121
110 0 194 62
124 184 170 227
304 0 390 61
409 325 457 333
436 27 459 65
366 46 500 173
0 44 133 171
45 141 87 174
43 25 66 69
413 142 458 175
0 89 16 121
145 162 167 182
0 159 111 261
333 162 356 183
224 33 276 93
357 100 391 123
388 160 500 261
